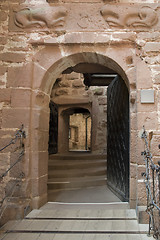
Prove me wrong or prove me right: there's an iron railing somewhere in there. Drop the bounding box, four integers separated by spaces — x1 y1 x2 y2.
0 125 26 220
141 126 160 239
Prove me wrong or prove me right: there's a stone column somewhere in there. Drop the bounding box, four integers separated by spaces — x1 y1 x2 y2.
58 108 69 154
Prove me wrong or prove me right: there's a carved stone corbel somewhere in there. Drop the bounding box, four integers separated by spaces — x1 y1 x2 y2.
100 5 158 30
14 2 67 30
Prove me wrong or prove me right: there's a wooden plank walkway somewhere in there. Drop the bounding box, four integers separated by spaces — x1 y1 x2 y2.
0 203 154 240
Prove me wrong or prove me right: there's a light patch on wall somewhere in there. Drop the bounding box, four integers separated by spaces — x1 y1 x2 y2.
141 89 154 103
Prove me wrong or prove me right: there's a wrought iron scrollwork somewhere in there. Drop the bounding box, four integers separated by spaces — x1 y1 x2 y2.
141 126 160 239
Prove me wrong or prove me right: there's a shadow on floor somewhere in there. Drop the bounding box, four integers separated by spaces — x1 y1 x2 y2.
49 185 121 203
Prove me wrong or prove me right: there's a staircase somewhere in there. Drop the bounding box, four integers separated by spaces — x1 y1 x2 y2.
0 202 154 240
48 153 107 201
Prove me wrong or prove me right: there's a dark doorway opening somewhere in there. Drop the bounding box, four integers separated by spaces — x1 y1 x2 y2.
48 101 58 155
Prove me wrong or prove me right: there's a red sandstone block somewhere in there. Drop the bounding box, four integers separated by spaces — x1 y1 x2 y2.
2 108 30 128
0 11 7 22
0 88 11 103
0 80 5 87
72 79 84 88
153 73 160 84
150 135 160 157
0 137 20 153
0 110 2 128
0 52 26 63
0 152 10 166
137 112 158 130
0 37 7 45
32 175 48 197
11 89 31 108
55 88 69 96
32 91 50 109
130 178 137 200
31 151 48 178
144 42 160 52
137 181 147 205
32 110 50 131
31 130 49 152
7 64 32 88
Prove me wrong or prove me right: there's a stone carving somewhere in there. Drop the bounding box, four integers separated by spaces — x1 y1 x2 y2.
100 5 158 29
14 6 67 29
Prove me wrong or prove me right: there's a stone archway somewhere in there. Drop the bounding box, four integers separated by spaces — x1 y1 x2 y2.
30 45 139 208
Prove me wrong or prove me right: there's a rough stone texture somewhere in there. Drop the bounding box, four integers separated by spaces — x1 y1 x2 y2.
0 52 26 63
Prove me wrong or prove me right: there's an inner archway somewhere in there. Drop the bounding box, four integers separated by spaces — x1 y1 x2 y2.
69 109 91 152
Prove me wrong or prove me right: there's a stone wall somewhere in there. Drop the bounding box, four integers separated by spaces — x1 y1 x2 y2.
0 0 160 224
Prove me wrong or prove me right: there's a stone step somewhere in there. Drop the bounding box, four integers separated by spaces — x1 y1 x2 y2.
1 219 149 233
1 203 154 240
48 166 107 178
26 208 137 220
48 159 107 170
48 176 107 190
49 153 107 161
0 232 155 240
40 202 130 210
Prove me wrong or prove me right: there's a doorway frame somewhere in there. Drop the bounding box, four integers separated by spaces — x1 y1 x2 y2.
29 35 151 209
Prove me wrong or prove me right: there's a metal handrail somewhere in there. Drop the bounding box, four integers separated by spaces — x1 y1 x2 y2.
0 124 26 152
0 125 25 181
0 150 24 180
0 125 26 219
141 126 160 239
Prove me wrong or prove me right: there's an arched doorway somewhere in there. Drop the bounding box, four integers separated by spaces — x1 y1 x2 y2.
31 49 134 208
47 62 129 203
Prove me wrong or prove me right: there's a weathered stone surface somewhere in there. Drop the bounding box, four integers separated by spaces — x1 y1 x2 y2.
11 89 31 108
2 108 30 128
0 11 8 22
72 79 84 88
93 88 103 95
101 4 159 30
32 175 47 197
144 42 160 52
55 88 69 96
153 73 160 84
136 60 152 89
0 88 11 103
137 181 147 205
31 152 48 178
130 178 137 200
31 130 49 152
137 112 158 130
32 110 50 131
150 135 160 157
12 5 67 31
98 96 107 105
32 91 50 109
0 52 26 63
58 80 70 87
66 72 80 80
7 64 32 88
